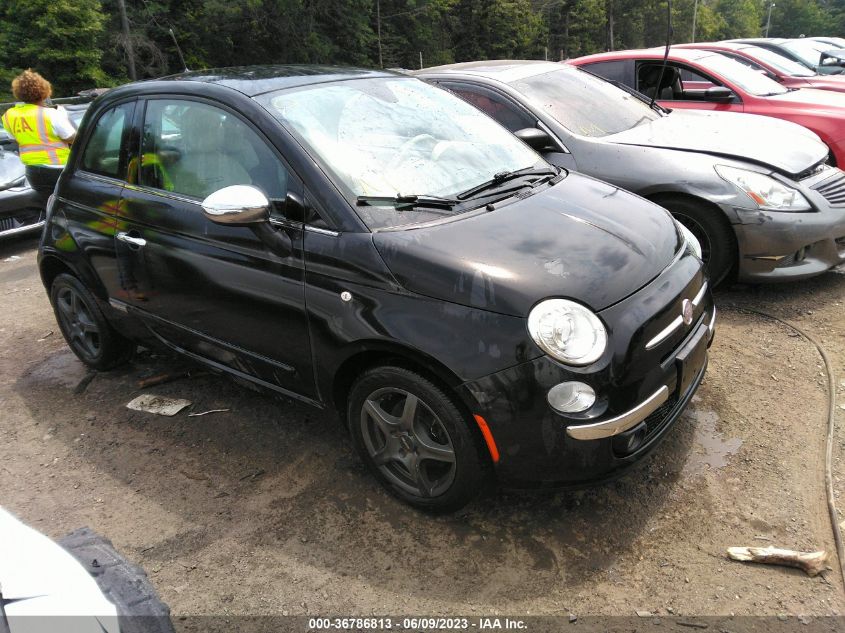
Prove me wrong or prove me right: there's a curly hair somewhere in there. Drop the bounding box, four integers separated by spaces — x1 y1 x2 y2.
11 69 52 104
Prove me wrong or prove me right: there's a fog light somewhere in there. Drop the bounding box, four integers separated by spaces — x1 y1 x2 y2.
548 381 596 413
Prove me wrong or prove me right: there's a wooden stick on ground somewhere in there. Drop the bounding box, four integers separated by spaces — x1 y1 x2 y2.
727 546 828 576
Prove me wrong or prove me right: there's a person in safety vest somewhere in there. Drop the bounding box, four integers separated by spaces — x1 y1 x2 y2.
1 69 75 167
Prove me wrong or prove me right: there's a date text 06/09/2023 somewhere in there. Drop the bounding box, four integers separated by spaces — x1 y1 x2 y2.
307 617 528 630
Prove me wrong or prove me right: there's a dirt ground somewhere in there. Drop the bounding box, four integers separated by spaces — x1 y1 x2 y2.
2 235 845 624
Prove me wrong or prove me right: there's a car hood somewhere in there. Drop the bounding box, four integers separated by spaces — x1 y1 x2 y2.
806 76 845 91
373 171 680 316
603 110 827 177
765 86 845 111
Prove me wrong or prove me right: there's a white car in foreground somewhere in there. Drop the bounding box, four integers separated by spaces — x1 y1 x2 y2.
0 508 172 633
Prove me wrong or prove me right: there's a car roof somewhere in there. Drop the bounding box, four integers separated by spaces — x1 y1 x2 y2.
154 64 401 97
414 60 566 82
574 47 715 63
726 38 790 45
675 42 757 53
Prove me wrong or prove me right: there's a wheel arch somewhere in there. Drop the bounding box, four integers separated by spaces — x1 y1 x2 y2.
39 251 109 301
645 190 739 282
330 342 472 426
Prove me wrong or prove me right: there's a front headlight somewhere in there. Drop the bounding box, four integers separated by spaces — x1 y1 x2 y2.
527 299 607 366
675 220 702 259
715 165 811 211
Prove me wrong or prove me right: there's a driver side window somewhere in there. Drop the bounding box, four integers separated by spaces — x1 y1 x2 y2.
136 99 288 201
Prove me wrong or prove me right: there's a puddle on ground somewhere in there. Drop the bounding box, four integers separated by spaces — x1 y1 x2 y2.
27 350 89 389
682 405 743 477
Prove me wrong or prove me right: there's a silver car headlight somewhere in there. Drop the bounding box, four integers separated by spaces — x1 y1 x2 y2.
527 299 607 366
715 165 811 212
675 220 702 259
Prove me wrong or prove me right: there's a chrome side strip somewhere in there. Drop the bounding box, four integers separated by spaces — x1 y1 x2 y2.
566 385 670 441
645 315 684 350
0 219 45 239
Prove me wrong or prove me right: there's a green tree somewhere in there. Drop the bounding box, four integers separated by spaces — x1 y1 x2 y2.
767 0 830 38
0 0 107 98
712 0 761 39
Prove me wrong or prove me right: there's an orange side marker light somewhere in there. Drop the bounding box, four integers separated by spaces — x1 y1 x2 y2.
473 414 500 464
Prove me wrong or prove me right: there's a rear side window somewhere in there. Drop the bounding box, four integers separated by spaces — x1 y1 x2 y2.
80 102 134 179
440 82 536 132
581 60 630 85
137 99 288 200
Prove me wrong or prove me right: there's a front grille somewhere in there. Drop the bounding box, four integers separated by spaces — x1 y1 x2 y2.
811 169 845 207
642 394 679 443
0 211 42 234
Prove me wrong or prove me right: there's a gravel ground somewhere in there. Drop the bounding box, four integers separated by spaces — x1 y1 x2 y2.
2 236 845 626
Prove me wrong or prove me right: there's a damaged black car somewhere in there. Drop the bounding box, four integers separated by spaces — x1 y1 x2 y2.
38 66 714 511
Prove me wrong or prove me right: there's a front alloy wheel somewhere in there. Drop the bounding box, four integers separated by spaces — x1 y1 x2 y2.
360 387 456 498
348 366 490 512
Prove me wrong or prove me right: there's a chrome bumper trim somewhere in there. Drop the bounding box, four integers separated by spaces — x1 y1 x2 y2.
691 281 708 307
645 282 709 351
0 219 44 239
645 315 683 350
709 306 716 337
566 385 670 440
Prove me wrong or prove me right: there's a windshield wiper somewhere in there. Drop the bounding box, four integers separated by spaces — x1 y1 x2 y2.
356 194 458 210
457 166 558 200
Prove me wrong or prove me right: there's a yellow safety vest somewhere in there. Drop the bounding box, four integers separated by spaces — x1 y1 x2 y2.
1 103 71 166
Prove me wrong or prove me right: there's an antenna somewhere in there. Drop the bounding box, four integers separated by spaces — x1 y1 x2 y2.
649 0 673 110
169 28 189 73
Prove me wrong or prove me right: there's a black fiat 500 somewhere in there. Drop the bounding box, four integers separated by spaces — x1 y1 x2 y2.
38 66 714 511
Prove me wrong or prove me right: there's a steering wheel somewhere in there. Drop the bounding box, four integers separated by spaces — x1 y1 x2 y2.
388 134 437 170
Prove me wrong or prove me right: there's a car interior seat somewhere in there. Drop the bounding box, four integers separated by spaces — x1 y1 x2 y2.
167 107 252 199
639 65 682 100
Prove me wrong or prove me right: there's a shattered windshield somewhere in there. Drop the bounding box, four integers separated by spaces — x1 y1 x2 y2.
259 77 542 229
510 67 660 137
0 152 25 188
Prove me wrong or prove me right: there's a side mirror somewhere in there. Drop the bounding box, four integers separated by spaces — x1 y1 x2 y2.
201 185 270 225
515 127 553 151
703 86 734 103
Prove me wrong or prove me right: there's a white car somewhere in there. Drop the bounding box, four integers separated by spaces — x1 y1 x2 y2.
0 508 172 633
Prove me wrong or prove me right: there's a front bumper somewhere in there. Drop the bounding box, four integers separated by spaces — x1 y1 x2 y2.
0 182 45 239
458 253 714 487
731 167 845 282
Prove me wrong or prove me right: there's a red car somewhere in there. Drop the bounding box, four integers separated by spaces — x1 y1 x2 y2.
569 47 845 166
674 42 845 93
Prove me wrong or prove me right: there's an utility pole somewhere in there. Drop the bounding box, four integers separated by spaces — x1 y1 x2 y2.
116 0 137 81
376 0 383 68
765 2 775 37
691 0 699 43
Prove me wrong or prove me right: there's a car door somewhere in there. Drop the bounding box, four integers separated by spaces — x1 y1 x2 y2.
60 100 136 298
115 97 315 400
635 61 744 113
436 80 577 169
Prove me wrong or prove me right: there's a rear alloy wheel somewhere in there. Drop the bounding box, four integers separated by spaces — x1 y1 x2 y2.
659 196 737 286
348 366 489 512
50 273 135 370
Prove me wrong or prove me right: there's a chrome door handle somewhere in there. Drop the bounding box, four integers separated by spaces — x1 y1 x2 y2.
116 231 146 247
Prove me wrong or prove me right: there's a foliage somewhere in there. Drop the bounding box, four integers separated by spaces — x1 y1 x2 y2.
0 0 107 100
0 0 842 99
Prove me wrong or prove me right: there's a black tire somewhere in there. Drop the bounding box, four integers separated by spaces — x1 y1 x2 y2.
348 366 490 513
59 528 175 633
50 273 135 370
658 196 737 286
